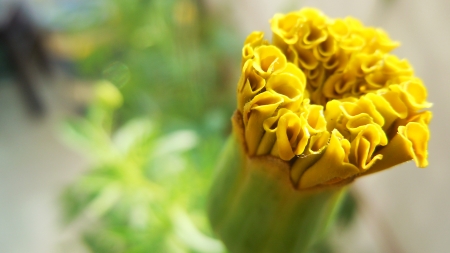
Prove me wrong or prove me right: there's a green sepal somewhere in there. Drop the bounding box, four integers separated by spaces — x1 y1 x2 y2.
208 134 347 253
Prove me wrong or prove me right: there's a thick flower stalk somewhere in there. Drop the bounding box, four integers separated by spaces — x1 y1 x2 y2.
209 8 431 253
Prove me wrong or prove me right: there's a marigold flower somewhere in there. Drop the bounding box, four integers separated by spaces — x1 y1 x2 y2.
209 8 431 253
238 8 431 188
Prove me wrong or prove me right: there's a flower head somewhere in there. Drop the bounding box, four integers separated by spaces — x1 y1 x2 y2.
236 8 432 190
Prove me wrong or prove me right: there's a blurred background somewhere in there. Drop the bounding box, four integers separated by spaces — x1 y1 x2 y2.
0 0 448 252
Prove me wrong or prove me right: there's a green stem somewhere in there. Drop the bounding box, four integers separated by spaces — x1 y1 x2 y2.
208 134 347 253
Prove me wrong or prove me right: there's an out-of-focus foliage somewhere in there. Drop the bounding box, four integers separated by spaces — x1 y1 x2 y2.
59 0 239 252
62 80 225 253
55 0 239 123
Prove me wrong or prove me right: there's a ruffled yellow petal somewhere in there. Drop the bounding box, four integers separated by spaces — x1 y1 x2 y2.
237 59 266 111
349 124 387 170
322 72 357 99
364 56 413 89
365 93 405 131
266 64 305 111
283 62 307 85
360 28 400 54
381 55 413 76
243 92 283 155
242 31 267 67
299 8 327 27
299 25 328 50
364 72 390 89
399 122 430 167
389 79 432 113
313 35 337 61
299 129 359 189
379 89 409 120
302 101 327 134
266 72 302 100
328 19 350 41
290 131 331 184
391 110 432 137
323 49 347 72
344 96 385 127
271 12 304 46
308 131 331 154
256 109 289 156
252 45 288 78
339 34 365 52
290 44 319 70
324 99 343 132
244 31 266 46
366 121 430 175
273 110 310 160
408 111 432 125
401 78 431 106
297 9 328 49
347 51 383 77
324 96 386 141
305 65 326 91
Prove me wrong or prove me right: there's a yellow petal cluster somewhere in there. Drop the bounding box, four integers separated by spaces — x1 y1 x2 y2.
236 8 432 190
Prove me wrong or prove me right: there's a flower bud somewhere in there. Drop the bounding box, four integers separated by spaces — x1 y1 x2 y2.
208 8 431 253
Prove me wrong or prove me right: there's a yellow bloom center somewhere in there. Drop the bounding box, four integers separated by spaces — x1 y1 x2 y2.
236 8 432 190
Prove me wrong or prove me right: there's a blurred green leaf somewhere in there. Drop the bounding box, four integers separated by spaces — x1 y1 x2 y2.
60 0 238 252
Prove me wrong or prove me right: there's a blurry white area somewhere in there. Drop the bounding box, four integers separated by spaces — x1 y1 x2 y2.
217 0 449 252
0 65 90 253
0 75 90 253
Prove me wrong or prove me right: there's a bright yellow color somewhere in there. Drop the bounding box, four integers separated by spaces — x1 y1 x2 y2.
236 8 432 190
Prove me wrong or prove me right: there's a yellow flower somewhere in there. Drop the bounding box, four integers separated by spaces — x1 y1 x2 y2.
238 8 431 189
209 8 431 253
